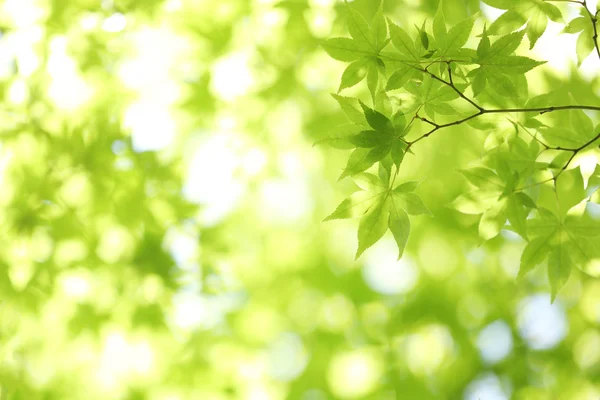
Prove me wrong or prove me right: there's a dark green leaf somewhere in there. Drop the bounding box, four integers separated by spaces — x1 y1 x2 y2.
349 130 391 147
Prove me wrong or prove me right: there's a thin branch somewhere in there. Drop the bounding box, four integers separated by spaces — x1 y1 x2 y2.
512 120 551 149
422 63 483 111
410 111 484 145
409 106 600 145
544 0 584 4
582 0 600 61
485 105 600 113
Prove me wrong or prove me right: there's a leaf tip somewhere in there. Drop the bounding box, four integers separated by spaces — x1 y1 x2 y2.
355 248 364 260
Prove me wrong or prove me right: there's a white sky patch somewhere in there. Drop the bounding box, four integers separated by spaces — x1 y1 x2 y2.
464 373 511 400
118 27 189 95
184 133 246 225
164 0 183 12
211 52 255 101
576 152 600 184
242 148 268 176
268 333 309 381
60 273 91 299
80 13 100 31
254 150 313 224
405 325 455 375
0 27 43 79
124 100 176 152
533 21 577 76
258 178 313 224
170 292 229 331
479 2 505 22
476 320 513 364
517 294 568 350
96 332 155 389
47 37 93 110
184 128 270 225
8 79 28 104
118 27 188 152
102 13 127 33
165 226 199 268
362 238 418 295
2 0 46 28
327 349 384 399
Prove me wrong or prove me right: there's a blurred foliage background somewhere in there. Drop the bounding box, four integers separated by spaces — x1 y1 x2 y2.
0 0 600 399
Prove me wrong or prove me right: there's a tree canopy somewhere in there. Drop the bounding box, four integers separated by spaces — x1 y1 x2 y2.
0 0 600 399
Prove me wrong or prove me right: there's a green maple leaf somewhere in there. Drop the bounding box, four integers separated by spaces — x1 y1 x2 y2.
356 179 429 259
482 0 563 48
451 162 536 240
562 11 596 65
519 168 600 301
324 172 428 259
469 29 544 98
323 6 390 94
